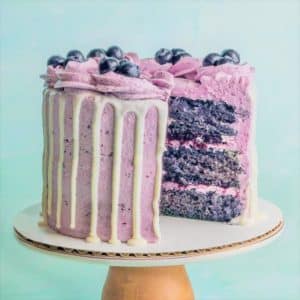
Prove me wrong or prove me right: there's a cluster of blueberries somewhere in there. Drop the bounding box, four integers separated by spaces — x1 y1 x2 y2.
154 47 240 67
154 48 191 65
47 46 241 78
47 46 140 78
202 49 240 66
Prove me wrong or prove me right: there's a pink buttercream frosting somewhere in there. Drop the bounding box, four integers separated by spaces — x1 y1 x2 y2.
163 181 240 197
42 52 254 102
139 56 254 99
41 56 174 101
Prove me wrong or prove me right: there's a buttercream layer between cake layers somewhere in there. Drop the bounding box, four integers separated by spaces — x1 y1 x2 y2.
42 88 168 245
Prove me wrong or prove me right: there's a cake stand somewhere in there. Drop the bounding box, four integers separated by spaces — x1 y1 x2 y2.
14 200 283 300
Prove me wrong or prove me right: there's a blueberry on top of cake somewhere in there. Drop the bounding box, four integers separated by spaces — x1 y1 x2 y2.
43 45 174 100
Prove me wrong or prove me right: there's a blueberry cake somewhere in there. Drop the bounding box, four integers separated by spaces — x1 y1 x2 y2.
40 45 258 246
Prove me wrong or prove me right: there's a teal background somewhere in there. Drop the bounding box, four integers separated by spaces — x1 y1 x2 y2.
1 0 299 299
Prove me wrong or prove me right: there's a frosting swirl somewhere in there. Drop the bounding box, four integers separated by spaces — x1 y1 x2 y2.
42 52 254 101
139 56 254 99
42 57 173 101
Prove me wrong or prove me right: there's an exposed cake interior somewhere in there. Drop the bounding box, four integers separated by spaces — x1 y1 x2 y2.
160 63 255 222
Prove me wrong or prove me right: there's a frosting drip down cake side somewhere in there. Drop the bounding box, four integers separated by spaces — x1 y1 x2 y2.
41 47 171 245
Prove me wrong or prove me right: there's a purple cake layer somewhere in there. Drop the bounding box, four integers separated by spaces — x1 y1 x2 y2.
163 146 242 188
167 97 238 144
161 189 244 222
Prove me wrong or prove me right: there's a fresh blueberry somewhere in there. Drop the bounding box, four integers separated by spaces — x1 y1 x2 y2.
99 57 119 74
202 53 223 67
118 59 129 67
172 52 191 64
171 48 186 56
63 57 84 67
214 57 234 66
155 48 173 64
221 49 240 64
106 46 124 60
47 55 65 67
63 58 73 67
87 48 106 59
66 50 85 62
116 61 140 78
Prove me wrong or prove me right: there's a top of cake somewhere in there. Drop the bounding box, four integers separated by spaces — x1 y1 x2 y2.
41 46 254 101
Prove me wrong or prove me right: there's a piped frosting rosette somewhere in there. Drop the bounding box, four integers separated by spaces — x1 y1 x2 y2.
140 56 200 80
92 70 174 100
140 56 254 99
40 66 61 88
195 63 254 89
42 51 254 101
41 56 174 101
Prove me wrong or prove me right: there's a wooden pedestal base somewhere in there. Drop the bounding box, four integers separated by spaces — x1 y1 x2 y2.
101 265 195 300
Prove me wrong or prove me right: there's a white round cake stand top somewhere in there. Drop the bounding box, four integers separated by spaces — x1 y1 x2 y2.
14 200 283 267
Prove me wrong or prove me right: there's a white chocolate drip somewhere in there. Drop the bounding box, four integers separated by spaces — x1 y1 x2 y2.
55 97 65 229
108 108 123 245
106 99 167 246
152 108 168 239
47 91 55 216
127 109 147 246
86 100 104 243
43 90 168 245
40 89 50 226
245 83 259 222
94 97 167 245
234 83 259 225
70 97 83 229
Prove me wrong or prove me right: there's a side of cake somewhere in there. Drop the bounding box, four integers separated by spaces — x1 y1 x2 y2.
41 47 172 245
